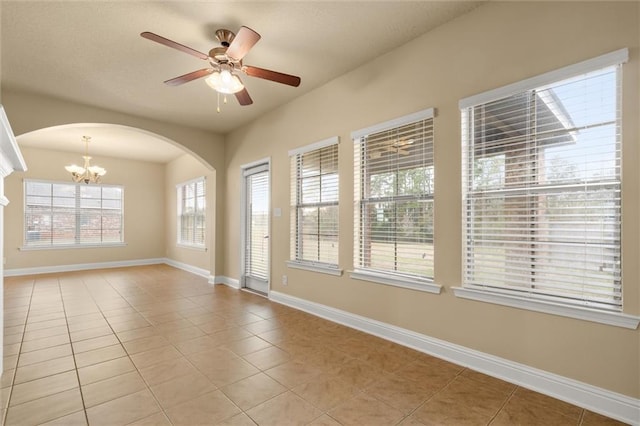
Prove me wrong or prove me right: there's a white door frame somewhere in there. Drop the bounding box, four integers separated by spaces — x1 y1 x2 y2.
239 157 271 294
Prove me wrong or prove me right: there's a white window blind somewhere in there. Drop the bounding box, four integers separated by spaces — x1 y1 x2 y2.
244 166 270 281
24 180 123 247
461 52 625 312
353 109 435 281
177 177 206 247
289 137 339 267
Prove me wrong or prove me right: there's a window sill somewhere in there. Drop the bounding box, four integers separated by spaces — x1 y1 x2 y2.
176 243 207 252
20 242 127 251
350 270 441 294
286 261 343 276
452 286 640 330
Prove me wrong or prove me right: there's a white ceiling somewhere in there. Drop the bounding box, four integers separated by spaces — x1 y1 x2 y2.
1 1 482 162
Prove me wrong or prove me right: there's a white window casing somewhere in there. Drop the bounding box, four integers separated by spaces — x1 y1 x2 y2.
289 136 340 272
352 108 440 293
23 179 124 248
458 49 633 326
177 176 206 248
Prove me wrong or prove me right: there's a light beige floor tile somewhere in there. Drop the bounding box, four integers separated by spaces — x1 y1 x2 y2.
5 387 83 425
39 410 87 425
293 376 360 411
328 392 404 426
149 371 216 409
14 355 76 384
265 360 323 389
77 356 136 386
1 370 14 388
17 344 72 367
72 334 119 353
20 334 71 353
116 326 158 343
3 343 21 357
160 326 206 344
164 390 241 425
246 391 323 426
10 370 78 405
215 412 259 426
21 325 68 342
221 335 272 356
67 319 109 333
128 412 172 425
122 335 171 354
81 370 147 408
174 335 219 355
308 414 343 426
69 326 114 343
130 345 183 369
86 389 161 426
74 344 127 368
138 356 198 386
24 318 67 332
221 372 287 410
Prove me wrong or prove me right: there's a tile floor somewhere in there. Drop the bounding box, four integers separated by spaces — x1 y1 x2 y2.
0 265 626 425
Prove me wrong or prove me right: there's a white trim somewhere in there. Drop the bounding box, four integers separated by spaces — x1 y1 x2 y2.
175 175 205 189
351 108 435 140
288 136 340 157
453 287 639 330
269 291 640 425
350 270 442 294
459 48 629 109
0 195 9 208
211 275 241 289
176 243 207 252
163 258 209 278
0 105 27 174
3 258 165 277
286 260 343 276
20 242 127 251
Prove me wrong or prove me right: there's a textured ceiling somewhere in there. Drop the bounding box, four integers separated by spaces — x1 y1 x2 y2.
1 1 482 161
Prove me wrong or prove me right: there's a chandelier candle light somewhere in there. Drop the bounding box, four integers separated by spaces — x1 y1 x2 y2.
65 136 106 184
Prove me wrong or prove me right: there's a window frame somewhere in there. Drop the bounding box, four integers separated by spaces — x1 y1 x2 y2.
455 48 639 329
351 108 441 294
22 179 125 249
176 176 206 250
287 136 342 275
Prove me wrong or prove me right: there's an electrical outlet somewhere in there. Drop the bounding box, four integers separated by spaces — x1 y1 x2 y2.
282 275 288 285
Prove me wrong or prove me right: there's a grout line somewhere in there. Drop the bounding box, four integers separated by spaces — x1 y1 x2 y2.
2 276 36 426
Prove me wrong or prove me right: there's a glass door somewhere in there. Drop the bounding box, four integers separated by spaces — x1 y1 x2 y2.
241 162 270 294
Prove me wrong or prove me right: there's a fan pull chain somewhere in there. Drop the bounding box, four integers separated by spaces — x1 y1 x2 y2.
216 92 221 113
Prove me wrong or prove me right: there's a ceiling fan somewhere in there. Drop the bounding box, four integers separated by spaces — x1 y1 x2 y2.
141 26 301 107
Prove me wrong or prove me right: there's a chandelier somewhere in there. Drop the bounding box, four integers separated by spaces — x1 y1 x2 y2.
65 136 106 184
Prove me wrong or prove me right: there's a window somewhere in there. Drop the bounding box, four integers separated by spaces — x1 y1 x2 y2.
177 177 206 248
289 137 339 273
460 49 627 314
24 180 123 247
352 108 437 292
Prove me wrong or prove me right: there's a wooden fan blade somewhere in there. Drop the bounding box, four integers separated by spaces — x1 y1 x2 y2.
244 65 301 87
141 31 209 60
164 68 214 86
225 26 261 61
235 88 253 106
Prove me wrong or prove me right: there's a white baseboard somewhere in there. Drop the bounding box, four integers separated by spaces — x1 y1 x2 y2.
162 258 209 278
269 291 640 425
212 275 241 289
3 258 165 277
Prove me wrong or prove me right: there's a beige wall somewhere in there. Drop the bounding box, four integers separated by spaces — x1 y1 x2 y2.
165 154 216 273
0 90 226 275
4 147 165 269
223 2 640 397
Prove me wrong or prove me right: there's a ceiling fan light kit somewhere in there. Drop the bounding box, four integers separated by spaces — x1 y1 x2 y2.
141 25 301 111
